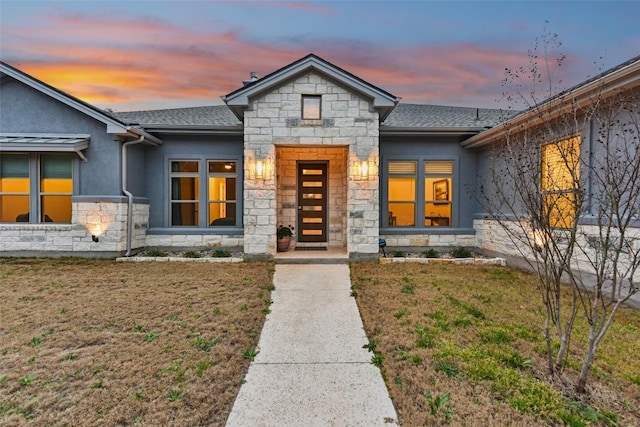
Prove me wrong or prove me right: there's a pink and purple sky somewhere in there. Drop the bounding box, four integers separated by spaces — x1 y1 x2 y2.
1 0 639 112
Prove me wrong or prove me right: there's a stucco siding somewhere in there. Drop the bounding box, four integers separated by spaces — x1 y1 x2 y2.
144 133 243 230
1 78 122 196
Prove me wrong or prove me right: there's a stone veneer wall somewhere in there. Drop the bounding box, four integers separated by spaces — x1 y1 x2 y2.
473 219 523 256
243 72 379 259
474 218 640 281
0 201 148 254
276 146 347 248
145 234 243 249
380 233 476 249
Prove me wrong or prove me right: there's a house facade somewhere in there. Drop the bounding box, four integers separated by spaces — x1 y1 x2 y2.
1 54 639 261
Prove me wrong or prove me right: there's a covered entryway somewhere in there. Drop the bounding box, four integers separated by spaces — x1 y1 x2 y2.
297 162 327 243
275 146 348 250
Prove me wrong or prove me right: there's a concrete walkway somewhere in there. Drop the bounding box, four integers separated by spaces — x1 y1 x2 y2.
225 264 398 426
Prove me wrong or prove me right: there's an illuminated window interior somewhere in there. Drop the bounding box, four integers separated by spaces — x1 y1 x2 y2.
1 153 73 223
387 161 416 226
170 160 199 226
541 137 581 228
0 154 30 222
424 161 453 227
208 161 237 226
302 95 321 120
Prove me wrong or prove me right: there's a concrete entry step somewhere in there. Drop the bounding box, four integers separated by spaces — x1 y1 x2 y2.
274 247 349 264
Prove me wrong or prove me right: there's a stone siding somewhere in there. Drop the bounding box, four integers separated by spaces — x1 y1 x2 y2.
243 72 379 259
0 201 149 254
145 234 243 249
474 218 640 281
380 233 476 249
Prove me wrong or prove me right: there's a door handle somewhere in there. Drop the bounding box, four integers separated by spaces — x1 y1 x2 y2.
298 206 302 210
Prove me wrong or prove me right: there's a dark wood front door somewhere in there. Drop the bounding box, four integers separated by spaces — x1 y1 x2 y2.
297 162 327 242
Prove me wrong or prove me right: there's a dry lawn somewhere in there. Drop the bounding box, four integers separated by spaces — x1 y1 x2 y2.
352 262 640 427
0 258 274 426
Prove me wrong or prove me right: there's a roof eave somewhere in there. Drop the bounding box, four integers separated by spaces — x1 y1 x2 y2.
381 126 487 137
126 126 163 145
140 124 244 135
1 61 130 134
462 57 640 149
222 54 399 122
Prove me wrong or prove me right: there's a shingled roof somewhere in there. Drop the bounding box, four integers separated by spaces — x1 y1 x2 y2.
114 105 241 127
381 103 506 128
114 103 506 130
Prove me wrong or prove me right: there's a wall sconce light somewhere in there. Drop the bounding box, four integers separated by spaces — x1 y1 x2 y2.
352 160 377 180
255 159 265 179
92 235 99 243
253 158 272 180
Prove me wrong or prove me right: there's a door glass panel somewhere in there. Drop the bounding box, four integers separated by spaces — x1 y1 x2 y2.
302 217 323 223
302 206 322 211
302 169 323 175
302 229 323 235
303 193 322 199
302 181 323 187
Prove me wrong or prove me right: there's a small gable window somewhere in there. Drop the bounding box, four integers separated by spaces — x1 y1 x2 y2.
302 95 321 120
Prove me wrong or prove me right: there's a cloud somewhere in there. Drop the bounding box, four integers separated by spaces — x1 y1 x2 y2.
1 8 585 111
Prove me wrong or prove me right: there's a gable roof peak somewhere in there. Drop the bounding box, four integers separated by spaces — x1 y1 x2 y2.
222 54 399 121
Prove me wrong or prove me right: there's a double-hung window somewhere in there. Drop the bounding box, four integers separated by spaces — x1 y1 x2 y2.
541 137 580 229
169 159 239 228
386 159 454 228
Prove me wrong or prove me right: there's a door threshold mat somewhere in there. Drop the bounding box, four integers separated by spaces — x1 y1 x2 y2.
294 246 327 251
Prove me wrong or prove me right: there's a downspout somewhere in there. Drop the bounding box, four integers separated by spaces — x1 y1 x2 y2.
122 136 145 256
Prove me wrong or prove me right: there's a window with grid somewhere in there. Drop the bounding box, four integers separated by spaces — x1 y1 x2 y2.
170 160 199 226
